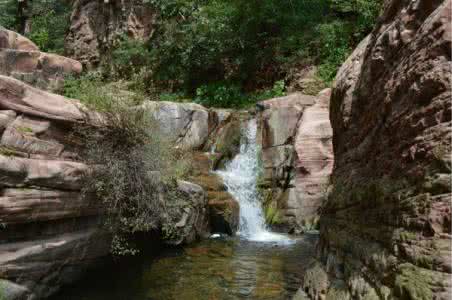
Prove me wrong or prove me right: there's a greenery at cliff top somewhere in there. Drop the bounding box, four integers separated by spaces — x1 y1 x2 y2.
1 0 382 107
111 0 382 107
0 0 71 53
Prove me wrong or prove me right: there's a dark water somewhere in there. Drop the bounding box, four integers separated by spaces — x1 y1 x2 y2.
53 234 317 300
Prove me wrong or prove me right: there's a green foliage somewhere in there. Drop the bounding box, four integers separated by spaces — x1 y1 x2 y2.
78 106 166 255
0 0 17 29
27 7 70 54
63 72 146 109
194 79 286 108
251 80 286 102
265 205 282 225
140 0 382 101
0 281 5 300
110 37 152 80
329 0 382 38
195 83 244 108
314 21 354 82
66 73 192 256
0 0 71 54
159 92 187 102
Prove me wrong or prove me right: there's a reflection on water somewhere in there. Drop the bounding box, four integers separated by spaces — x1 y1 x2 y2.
52 234 317 300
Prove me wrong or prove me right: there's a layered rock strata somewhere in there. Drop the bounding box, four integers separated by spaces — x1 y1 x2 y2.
0 79 212 299
302 0 452 299
256 91 334 232
0 75 107 300
0 27 82 92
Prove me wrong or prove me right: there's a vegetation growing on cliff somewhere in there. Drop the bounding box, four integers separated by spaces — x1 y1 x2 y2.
0 0 382 107
0 0 71 53
68 75 192 255
138 0 382 104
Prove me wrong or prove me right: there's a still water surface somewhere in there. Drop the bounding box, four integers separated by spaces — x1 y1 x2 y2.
53 119 317 300
52 234 317 300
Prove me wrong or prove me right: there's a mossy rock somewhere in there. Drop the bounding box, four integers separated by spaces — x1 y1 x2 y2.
208 193 239 235
326 280 351 300
394 263 447 300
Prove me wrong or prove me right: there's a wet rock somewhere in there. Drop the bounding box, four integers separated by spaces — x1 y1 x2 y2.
188 152 239 235
208 113 243 169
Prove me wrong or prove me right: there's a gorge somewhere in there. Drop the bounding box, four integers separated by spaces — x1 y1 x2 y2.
0 0 451 299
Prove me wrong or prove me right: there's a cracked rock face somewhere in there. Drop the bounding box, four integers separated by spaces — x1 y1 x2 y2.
301 0 452 299
256 91 333 232
0 75 108 300
65 0 156 68
141 101 211 150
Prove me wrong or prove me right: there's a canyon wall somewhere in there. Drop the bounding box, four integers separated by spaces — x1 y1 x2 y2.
65 0 156 68
256 90 334 233
0 30 223 299
301 0 451 299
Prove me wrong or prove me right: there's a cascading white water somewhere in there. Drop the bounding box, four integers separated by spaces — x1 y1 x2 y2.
216 119 290 243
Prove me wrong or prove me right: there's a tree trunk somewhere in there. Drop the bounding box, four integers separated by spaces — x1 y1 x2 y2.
17 0 32 35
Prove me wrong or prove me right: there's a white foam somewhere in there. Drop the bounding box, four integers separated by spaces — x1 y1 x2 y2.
217 119 293 245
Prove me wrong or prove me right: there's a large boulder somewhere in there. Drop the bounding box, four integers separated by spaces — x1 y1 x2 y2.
302 0 452 299
256 92 333 232
65 0 156 68
161 180 210 245
0 27 82 92
141 101 210 150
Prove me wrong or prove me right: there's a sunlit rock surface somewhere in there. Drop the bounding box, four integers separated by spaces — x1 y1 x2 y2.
0 76 210 299
256 91 333 232
0 75 107 300
0 27 82 92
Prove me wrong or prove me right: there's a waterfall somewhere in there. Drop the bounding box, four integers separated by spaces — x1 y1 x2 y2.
216 119 290 242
